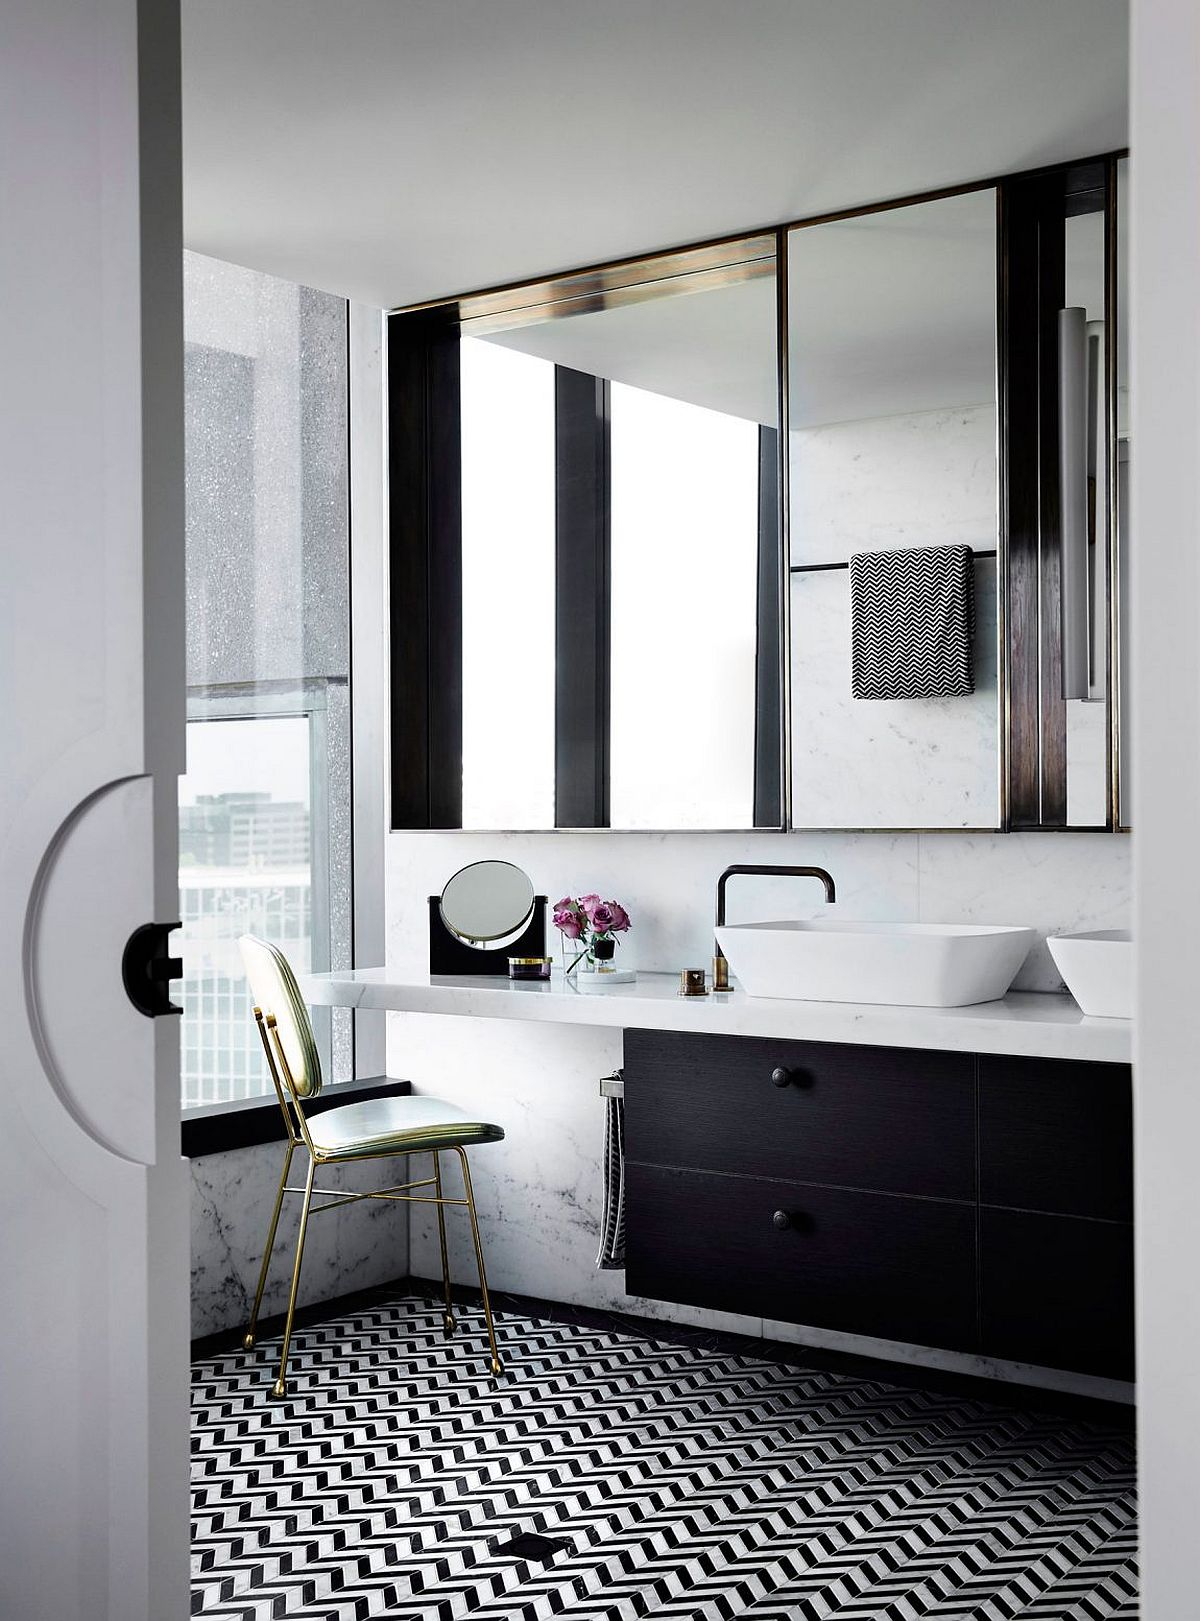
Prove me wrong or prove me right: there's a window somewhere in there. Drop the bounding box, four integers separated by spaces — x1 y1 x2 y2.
181 253 351 1112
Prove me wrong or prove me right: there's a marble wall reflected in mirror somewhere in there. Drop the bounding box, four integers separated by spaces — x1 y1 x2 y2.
787 189 1002 829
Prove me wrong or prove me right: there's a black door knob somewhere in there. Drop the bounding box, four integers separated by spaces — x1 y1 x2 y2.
770 1066 793 1088
772 1209 793 1231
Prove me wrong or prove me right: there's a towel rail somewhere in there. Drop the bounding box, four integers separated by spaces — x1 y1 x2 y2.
790 548 997 576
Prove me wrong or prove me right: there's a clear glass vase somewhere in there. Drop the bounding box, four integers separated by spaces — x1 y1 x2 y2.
559 934 595 977
559 933 618 978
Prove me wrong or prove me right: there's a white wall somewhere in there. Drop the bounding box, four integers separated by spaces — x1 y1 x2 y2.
190 1143 408 1339
1131 0 1200 1613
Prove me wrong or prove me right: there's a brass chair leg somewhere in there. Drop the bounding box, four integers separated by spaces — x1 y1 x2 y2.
273 1155 316 1398
432 1151 456 1335
455 1147 503 1378
244 1140 295 1350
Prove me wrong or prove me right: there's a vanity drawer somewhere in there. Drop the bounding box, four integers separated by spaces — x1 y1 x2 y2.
624 1029 975 1200
979 1055 1133 1220
980 1208 1134 1379
626 1163 977 1350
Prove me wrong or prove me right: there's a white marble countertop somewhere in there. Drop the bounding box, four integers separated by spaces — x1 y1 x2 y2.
301 968 1132 1064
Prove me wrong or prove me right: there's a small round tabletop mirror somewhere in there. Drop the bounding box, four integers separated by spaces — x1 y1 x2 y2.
439 860 536 947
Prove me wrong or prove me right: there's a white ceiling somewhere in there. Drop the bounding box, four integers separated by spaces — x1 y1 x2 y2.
181 0 1128 311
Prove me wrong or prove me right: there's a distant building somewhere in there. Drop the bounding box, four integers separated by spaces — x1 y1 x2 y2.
180 791 310 870
178 786 313 1108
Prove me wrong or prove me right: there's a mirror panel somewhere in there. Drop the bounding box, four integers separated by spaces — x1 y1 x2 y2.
1002 159 1118 830
787 189 1001 828
455 240 781 830
606 281 774 828
389 158 1128 836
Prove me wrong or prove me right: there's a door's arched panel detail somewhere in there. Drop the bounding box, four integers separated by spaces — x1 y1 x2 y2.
22 775 158 1167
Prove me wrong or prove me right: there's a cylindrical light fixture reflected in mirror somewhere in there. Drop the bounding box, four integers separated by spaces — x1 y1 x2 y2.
1059 306 1090 700
1086 318 1108 702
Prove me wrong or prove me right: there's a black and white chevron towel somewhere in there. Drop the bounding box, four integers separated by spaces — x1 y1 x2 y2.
596 1075 625 1270
850 542 976 699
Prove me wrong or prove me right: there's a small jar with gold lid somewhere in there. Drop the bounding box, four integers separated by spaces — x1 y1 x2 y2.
508 956 552 982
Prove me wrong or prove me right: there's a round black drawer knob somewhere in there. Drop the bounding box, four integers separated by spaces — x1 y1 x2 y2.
772 1209 794 1231
770 1066 793 1088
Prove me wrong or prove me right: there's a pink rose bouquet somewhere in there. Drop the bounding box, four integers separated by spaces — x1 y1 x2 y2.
553 892 632 974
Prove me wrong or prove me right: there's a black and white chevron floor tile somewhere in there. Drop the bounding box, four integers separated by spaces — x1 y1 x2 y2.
192 1296 1137 1620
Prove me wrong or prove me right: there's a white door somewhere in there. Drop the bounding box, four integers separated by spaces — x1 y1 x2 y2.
0 3 190 1618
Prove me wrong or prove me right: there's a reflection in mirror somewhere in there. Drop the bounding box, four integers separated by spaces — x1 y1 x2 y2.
1001 160 1117 830
460 338 556 830
439 859 535 945
787 190 1001 828
1062 199 1109 825
457 241 781 830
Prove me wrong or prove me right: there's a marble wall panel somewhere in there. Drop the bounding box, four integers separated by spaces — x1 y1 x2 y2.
916 830 1132 992
190 1140 408 1339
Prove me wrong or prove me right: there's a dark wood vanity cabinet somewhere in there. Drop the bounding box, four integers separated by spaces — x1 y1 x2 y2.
624 1030 1134 1381
632 1164 978 1350
625 1032 976 1199
977 1054 1135 1377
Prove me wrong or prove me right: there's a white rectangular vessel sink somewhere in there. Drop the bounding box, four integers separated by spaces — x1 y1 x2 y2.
716 918 1036 1008
1047 930 1133 1019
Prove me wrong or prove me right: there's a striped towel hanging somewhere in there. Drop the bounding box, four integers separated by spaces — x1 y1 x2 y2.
596 1072 625 1270
849 543 976 700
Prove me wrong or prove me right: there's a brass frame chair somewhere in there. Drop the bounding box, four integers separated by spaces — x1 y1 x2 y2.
238 935 506 1395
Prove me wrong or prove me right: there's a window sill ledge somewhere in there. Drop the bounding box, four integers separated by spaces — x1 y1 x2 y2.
181 1075 413 1159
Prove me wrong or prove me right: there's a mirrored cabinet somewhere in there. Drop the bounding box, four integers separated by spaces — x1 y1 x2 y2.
390 236 783 831
787 188 1001 829
1001 157 1125 831
388 150 1127 834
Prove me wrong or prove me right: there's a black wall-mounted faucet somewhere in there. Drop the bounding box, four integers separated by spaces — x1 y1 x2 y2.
713 864 837 962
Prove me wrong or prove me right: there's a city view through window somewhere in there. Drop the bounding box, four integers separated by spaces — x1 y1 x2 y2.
179 717 313 1109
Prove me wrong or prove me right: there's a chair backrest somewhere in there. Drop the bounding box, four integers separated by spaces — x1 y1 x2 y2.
238 935 323 1100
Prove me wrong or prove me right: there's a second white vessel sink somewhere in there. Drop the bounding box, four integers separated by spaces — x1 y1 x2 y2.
716 917 1036 1008
1047 929 1133 1019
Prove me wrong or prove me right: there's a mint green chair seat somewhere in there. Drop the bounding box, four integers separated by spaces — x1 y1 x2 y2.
237 934 505 1395
308 1095 504 1161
